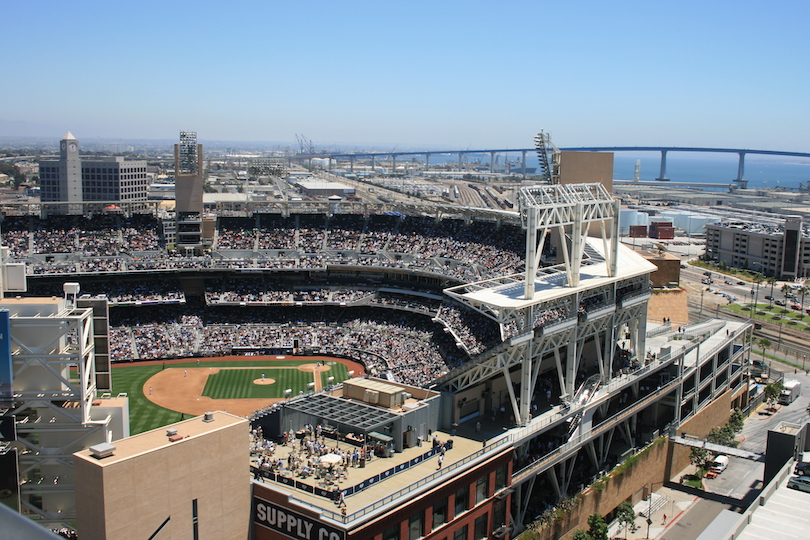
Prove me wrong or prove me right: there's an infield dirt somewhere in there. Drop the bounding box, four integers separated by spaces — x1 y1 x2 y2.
140 355 364 417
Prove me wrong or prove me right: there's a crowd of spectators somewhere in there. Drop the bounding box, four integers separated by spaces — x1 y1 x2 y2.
6 212 525 282
106 304 473 387
436 303 500 355
1 213 164 259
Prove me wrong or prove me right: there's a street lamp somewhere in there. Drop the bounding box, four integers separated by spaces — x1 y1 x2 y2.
644 481 666 539
750 288 755 319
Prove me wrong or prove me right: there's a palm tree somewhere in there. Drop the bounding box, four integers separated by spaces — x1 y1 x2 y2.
766 276 778 306
757 337 772 365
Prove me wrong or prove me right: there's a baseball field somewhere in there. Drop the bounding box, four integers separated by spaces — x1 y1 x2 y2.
110 355 363 434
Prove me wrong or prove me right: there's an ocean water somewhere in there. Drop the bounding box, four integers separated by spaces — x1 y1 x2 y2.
428 151 810 190
612 154 810 190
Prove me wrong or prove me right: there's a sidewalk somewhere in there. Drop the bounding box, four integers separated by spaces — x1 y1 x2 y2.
607 466 700 540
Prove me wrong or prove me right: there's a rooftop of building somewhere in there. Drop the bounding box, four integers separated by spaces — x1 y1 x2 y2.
639 249 681 261
73 411 246 467
295 179 354 190
449 236 657 310
252 426 497 526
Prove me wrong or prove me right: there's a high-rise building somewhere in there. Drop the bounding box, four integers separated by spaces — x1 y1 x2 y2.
38 132 149 209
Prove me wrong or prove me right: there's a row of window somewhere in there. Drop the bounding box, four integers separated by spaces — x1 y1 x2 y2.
81 167 146 174
380 464 508 540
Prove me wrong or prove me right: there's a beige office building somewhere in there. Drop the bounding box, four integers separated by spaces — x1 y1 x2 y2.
73 412 250 540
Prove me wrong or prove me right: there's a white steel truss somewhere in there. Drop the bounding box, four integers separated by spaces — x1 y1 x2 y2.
3 301 110 528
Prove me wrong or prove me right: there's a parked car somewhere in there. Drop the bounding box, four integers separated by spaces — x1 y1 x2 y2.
751 359 768 372
787 476 810 492
776 300 786 306
795 462 810 476
792 304 803 310
708 455 729 474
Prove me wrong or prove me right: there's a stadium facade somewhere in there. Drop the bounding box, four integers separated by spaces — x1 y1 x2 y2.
0 146 752 538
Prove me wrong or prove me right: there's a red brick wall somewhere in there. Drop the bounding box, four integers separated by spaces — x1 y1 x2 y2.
521 390 734 540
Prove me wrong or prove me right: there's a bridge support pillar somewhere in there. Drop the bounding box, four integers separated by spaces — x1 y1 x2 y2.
425 153 430 168
521 150 527 176
490 151 495 173
458 153 463 170
655 150 670 181
349 156 354 173
391 155 396 174
733 152 748 188
371 155 375 171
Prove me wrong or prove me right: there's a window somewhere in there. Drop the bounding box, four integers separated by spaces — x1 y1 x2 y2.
495 464 507 491
408 510 423 540
433 498 448 529
453 525 468 540
475 475 489 504
474 513 488 540
382 524 399 540
493 500 506 529
192 498 199 540
455 485 469 516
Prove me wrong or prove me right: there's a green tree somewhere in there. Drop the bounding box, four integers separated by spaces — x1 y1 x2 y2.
799 286 809 309
689 446 709 468
571 530 591 540
781 284 793 305
587 513 609 540
615 501 638 540
707 425 736 447
757 337 772 364
728 408 745 433
765 380 784 409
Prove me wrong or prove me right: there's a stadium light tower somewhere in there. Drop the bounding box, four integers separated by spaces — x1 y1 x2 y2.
534 130 560 185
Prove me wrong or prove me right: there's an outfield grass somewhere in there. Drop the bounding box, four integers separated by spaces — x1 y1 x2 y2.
111 358 349 435
203 362 348 399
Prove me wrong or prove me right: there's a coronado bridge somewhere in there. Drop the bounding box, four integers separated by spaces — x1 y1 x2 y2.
296 146 810 187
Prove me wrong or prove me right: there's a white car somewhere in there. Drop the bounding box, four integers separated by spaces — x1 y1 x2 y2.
788 476 810 493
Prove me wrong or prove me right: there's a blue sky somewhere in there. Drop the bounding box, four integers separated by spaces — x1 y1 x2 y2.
3 1 809 151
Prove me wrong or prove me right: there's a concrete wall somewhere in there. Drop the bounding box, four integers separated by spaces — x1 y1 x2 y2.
558 151 614 193
74 413 250 540
641 251 681 287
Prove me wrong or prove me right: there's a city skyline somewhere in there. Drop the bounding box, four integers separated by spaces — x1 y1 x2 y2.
3 1 809 151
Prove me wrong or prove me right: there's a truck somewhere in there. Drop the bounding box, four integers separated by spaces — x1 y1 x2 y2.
779 379 802 405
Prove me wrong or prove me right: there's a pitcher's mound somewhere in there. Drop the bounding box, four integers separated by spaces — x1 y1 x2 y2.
253 378 276 385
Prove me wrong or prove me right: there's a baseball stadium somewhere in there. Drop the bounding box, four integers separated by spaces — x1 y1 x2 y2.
0 139 752 540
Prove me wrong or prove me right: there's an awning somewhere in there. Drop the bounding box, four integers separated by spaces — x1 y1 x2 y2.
368 431 393 442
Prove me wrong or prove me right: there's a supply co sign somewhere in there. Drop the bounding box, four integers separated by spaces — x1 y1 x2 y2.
254 498 346 540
